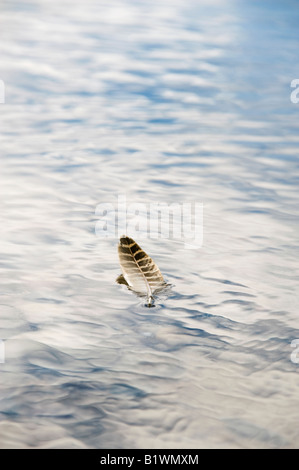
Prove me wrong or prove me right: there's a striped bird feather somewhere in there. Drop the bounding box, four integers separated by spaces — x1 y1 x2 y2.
117 236 166 306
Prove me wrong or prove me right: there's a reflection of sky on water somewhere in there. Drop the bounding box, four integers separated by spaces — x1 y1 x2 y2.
0 0 299 449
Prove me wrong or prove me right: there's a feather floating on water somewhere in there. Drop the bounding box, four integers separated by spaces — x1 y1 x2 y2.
117 235 167 306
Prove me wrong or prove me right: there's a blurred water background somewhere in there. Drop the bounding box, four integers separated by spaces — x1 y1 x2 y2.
0 0 299 448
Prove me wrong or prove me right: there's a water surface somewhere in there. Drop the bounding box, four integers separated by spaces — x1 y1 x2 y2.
0 0 299 449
